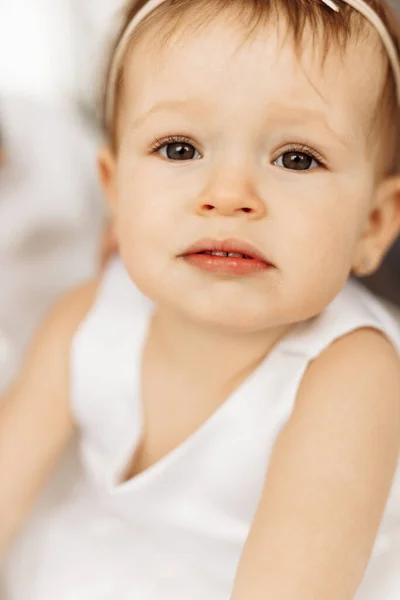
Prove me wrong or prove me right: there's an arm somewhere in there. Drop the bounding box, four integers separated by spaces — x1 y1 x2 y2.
231 328 400 600
0 279 99 556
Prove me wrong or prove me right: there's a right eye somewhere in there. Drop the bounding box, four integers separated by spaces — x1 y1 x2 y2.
151 137 202 161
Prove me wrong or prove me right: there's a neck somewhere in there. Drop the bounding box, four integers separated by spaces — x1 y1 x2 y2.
149 305 293 392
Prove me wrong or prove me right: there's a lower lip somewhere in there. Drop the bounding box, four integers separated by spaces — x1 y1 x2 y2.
182 253 273 275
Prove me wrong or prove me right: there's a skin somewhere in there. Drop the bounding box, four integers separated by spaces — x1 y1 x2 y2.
1 11 400 600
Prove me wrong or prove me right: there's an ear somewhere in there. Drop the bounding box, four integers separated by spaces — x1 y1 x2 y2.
97 146 118 216
352 175 400 277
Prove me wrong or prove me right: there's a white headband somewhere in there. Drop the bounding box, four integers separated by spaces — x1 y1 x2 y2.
105 0 400 129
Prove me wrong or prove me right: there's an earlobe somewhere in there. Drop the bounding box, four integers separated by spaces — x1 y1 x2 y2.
351 175 400 277
97 146 118 214
352 253 380 278
374 175 400 253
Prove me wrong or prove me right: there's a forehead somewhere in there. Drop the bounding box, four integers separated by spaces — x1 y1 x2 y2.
120 14 386 140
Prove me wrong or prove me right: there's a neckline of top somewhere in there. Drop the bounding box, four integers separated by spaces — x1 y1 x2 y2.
106 269 307 495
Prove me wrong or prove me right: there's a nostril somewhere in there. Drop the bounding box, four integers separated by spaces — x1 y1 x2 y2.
203 204 214 211
242 207 253 213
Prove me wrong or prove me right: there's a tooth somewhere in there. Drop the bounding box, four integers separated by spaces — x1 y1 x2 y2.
228 252 243 258
211 251 227 257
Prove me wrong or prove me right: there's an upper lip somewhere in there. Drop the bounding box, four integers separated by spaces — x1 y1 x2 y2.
179 238 273 265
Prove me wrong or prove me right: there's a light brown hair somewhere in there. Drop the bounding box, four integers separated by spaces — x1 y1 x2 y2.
102 0 400 173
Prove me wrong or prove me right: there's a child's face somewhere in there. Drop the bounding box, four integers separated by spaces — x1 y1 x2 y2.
99 17 400 332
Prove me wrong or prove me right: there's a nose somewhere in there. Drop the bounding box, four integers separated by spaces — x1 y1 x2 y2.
195 167 266 220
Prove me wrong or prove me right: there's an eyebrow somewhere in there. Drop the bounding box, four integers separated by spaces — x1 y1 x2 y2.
129 100 351 149
129 99 208 131
266 105 350 148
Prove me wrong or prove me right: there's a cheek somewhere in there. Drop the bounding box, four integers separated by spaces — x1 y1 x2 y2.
116 168 177 247
117 201 170 272
275 192 362 294
281 181 363 256
297 216 353 263
115 157 202 259
114 168 186 294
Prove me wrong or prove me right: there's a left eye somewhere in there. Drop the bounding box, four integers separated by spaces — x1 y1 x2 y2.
158 142 201 161
274 151 319 171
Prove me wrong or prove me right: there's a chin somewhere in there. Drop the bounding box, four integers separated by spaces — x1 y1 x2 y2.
177 299 276 333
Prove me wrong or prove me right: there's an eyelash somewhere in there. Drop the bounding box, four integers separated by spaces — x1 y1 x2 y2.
149 135 201 155
148 136 327 168
273 144 327 168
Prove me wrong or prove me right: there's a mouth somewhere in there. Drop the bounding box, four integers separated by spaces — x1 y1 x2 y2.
178 238 274 276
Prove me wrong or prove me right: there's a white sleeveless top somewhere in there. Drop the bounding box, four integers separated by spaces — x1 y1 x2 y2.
5 256 400 600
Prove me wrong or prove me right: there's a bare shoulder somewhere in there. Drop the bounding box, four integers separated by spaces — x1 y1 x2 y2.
40 278 98 337
291 326 400 493
296 327 400 417
34 278 100 346
19 279 99 380
9 277 101 399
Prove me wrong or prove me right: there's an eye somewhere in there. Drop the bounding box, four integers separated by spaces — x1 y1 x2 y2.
274 150 320 171
151 136 202 161
161 142 200 161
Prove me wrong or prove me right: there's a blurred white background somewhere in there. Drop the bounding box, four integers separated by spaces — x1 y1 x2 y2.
0 0 127 390
0 0 121 104
0 3 124 596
